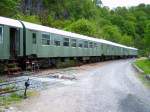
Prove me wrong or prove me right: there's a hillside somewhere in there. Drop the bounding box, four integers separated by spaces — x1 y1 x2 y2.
0 0 149 56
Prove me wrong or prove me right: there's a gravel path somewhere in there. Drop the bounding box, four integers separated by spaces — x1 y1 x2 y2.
7 59 150 112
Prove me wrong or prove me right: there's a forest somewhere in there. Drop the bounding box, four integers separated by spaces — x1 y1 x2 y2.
0 0 149 56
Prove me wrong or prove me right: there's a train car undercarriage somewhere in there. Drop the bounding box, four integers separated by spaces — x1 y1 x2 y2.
0 55 136 76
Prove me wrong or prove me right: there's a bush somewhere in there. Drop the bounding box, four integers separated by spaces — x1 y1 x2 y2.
65 19 96 37
134 59 150 74
14 14 41 24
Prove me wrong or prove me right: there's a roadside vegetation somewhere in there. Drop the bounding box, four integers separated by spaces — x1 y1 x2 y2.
0 93 23 107
134 58 150 87
0 79 4 83
0 0 149 56
0 90 38 110
135 59 150 74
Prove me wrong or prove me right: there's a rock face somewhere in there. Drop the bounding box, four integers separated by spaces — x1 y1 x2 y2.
21 0 44 15
21 0 102 15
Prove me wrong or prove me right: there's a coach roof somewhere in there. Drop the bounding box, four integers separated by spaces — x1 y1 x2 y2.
0 16 22 28
0 16 137 50
22 21 126 48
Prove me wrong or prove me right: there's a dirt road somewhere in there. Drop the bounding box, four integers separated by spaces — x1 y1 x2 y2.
10 59 150 112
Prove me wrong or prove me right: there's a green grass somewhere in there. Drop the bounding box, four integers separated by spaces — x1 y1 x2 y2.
134 59 150 74
0 79 4 83
0 93 23 107
134 58 150 87
0 90 38 110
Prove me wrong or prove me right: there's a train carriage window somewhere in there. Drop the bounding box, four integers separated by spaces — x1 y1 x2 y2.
71 39 77 47
54 35 61 46
0 26 3 44
54 40 61 46
84 41 88 48
94 43 97 48
78 40 83 48
78 44 82 48
89 42 93 48
42 33 50 45
78 43 83 48
32 33 36 44
63 37 69 47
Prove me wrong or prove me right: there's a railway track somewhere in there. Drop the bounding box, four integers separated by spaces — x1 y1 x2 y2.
0 68 78 96
0 79 26 95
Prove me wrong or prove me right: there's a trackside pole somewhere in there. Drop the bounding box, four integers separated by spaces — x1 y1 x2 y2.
24 78 30 99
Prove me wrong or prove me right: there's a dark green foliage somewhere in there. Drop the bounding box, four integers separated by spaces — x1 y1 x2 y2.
101 25 122 43
14 14 41 24
65 19 96 37
143 22 150 56
0 0 20 17
43 0 98 20
0 0 149 56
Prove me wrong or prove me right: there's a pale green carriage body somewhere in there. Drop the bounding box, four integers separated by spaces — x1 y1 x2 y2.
0 16 138 60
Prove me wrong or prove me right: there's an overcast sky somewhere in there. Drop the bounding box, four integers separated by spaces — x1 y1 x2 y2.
101 0 150 9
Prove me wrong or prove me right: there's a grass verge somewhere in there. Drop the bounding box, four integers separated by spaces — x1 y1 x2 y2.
0 90 38 110
134 58 150 74
134 58 150 87
0 79 4 83
0 93 23 108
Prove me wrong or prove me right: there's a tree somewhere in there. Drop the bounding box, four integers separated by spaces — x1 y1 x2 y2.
143 22 150 56
0 0 20 17
120 35 134 46
101 25 122 43
14 14 41 24
134 10 147 37
65 19 96 37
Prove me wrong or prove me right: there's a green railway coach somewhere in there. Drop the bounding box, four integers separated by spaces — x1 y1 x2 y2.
0 16 138 68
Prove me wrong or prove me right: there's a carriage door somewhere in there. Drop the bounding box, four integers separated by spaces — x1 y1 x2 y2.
32 32 37 55
10 28 20 58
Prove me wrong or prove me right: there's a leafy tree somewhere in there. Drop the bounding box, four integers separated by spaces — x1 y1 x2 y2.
120 35 134 46
65 19 96 37
51 19 72 29
134 11 147 37
0 0 20 17
122 21 136 36
65 0 98 20
143 22 150 56
14 14 41 24
101 25 122 43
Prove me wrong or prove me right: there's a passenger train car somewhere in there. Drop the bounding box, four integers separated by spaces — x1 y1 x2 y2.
0 16 138 69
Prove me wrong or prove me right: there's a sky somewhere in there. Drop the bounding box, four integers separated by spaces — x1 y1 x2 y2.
101 0 150 9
